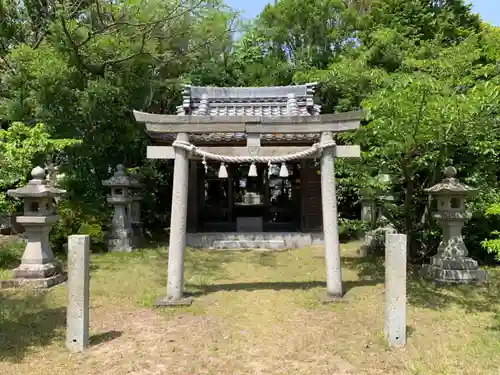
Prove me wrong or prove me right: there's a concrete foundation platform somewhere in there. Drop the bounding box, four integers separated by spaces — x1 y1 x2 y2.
153 295 193 307
187 232 324 250
317 291 348 304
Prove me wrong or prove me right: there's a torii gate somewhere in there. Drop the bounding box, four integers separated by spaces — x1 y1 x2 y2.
133 104 363 306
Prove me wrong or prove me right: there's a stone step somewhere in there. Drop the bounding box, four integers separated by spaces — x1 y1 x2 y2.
211 239 286 250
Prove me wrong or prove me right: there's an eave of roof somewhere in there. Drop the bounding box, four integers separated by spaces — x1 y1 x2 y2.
134 83 364 145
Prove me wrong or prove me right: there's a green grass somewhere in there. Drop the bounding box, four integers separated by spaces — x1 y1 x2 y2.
1 241 500 374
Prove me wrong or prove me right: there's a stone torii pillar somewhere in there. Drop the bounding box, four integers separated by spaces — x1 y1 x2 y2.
319 132 343 300
154 132 192 306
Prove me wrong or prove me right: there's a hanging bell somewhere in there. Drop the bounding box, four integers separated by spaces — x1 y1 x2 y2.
279 163 289 178
248 162 258 177
202 155 208 173
218 163 228 178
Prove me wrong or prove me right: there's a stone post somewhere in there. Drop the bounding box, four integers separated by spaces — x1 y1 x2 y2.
360 197 375 224
155 133 192 306
66 235 90 353
376 173 393 224
129 173 144 247
103 165 135 252
421 166 487 284
320 132 343 299
358 175 396 256
384 233 407 348
2 166 66 288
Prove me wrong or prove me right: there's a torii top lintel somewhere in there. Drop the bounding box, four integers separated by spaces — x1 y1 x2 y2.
133 83 364 144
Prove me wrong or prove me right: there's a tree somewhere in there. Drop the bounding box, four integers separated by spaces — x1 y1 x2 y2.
0 0 238 247
359 30 500 259
358 0 481 46
0 122 79 213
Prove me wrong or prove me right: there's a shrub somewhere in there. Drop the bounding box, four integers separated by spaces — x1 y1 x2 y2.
339 218 368 242
480 202 500 262
0 240 24 269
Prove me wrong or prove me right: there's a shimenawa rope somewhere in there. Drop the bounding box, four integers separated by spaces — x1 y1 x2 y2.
171 140 336 164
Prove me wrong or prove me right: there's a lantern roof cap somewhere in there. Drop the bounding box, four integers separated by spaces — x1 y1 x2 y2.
425 166 477 196
102 164 133 187
7 166 66 198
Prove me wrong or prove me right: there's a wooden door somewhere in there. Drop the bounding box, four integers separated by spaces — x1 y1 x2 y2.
300 166 323 232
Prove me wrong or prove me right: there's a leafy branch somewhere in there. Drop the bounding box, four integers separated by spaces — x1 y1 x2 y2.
58 0 227 77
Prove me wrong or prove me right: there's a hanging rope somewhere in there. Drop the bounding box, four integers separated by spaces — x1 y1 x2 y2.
171 140 336 164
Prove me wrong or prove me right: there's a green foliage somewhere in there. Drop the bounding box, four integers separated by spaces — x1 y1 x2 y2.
353 30 500 259
481 235 500 261
78 222 106 251
0 240 24 269
338 219 368 242
1 0 236 247
49 198 109 253
0 122 79 213
480 202 500 261
359 0 481 46
485 203 500 217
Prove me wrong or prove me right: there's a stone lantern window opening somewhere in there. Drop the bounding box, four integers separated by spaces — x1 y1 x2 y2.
450 197 461 209
26 199 39 214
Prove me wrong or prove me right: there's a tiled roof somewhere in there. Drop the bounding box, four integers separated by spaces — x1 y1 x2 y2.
159 83 322 144
176 84 321 117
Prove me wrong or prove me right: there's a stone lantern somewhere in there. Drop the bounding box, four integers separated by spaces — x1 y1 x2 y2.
421 166 487 284
358 174 396 256
359 186 376 226
5 166 66 288
128 172 144 247
103 164 135 252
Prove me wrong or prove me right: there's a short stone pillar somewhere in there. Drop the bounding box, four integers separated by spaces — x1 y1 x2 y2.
66 235 90 353
421 166 487 284
4 166 66 288
103 164 135 252
129 172 144 247
385 233 407 347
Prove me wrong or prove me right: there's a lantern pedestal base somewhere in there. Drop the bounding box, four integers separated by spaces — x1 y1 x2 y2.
13 261 62 279
1 262 66 289
421 255 487 284
106 228 135 252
